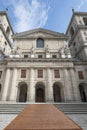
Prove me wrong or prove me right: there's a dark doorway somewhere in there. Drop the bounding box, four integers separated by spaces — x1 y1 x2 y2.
53 83 61 102
36 83 45 102
18 83 27 102
79 84 87 102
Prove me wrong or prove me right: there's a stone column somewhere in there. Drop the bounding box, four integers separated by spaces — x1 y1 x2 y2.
63 68 74 102
9 68 18 101
28 68 35 102
2 68 10 101
46 68 53 102
70 68 81 102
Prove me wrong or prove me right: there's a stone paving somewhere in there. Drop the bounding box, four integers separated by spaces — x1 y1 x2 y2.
0 114 17 130
67 114 87 130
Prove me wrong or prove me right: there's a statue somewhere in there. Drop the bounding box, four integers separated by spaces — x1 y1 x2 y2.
10 46 21 58
31 45 35 54
45 45 50 53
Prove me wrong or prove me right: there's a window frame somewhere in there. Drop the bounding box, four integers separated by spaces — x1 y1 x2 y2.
21 69 26 78
78 71 84 80
36 38 44 48
54 69 60 78
52 55 57 58
38 55 43 58
0 71 2 79
24 55 28 58
38 69 43 78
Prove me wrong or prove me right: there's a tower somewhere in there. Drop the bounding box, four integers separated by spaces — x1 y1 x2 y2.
0 11 14 57
66 12 87 61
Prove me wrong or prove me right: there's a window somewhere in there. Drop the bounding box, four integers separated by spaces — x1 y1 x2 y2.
0 84 1 92
24 55 28 58
5 42 7 45
21 70 26 78
83 18 87 25
37 38 44 48
38 70 43 78
54 70 60 78
70 27 74 37
52 55 57 58
78 71 84 80
38 55 43 58
73 42 76 46
6 26 10 34
0 71 2 78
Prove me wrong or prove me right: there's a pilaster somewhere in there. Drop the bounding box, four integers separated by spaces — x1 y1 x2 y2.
70 68 81 102
46 68 53 102
9 68 18 101
28 68 35 102
63 68 74 102
2 68 10 101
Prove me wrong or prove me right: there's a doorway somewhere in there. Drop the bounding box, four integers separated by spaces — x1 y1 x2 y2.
18 82 27 102
35 83 45 102
53 83 61 102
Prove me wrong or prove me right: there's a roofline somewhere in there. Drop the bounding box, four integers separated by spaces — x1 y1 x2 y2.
66 11 87 34
0 11 14 34
12 28 68 39
13 28 65 36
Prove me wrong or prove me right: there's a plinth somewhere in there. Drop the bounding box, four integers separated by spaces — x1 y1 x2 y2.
4 104 83 130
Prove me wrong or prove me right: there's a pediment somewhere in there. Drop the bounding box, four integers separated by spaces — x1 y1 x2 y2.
13 28 67 39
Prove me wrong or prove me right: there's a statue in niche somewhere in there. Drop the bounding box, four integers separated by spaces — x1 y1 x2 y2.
31 45 35 54
64 45 71 55
45 45 50 53
60 47 65 55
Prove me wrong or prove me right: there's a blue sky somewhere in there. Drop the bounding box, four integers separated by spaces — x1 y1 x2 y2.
0 0 87 33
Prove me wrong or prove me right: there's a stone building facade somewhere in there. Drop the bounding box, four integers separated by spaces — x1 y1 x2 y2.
0 11 87 103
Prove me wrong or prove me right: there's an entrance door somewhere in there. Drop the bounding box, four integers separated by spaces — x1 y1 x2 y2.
53 84 61 102
36 87 45 102
79 84 87 102
19 84 27 102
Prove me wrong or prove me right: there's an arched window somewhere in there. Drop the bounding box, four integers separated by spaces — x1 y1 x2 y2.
6 26 10 34
70 27 74 37
0 84 1 93
37 38 44 48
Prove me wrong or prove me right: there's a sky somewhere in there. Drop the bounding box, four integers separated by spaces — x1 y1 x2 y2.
0 0 87 33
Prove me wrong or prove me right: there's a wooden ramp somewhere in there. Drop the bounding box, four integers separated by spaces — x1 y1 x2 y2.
4 104 83 130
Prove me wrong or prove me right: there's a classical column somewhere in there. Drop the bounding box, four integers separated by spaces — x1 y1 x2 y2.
28 68 35 102
2 68 10 101
46 68 53 102
63 68 74 102
9 68 18 101
70 68 81 102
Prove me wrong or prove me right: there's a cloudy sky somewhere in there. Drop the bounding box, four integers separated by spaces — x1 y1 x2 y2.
0 0 87 33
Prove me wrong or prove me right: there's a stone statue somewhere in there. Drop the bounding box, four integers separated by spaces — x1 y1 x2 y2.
31 45 35 54
45 45 50 53
64 45 71 55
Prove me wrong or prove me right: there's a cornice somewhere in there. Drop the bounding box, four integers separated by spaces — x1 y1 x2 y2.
4 57 75 62
12 28 68 40
74 61 87 65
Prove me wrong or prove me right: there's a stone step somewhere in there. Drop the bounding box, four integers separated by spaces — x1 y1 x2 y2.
55 103 87 113
0 103 87 114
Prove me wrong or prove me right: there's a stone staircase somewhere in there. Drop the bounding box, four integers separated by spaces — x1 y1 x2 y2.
0 103 27 114
55 103 87 114
0 102 87 114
